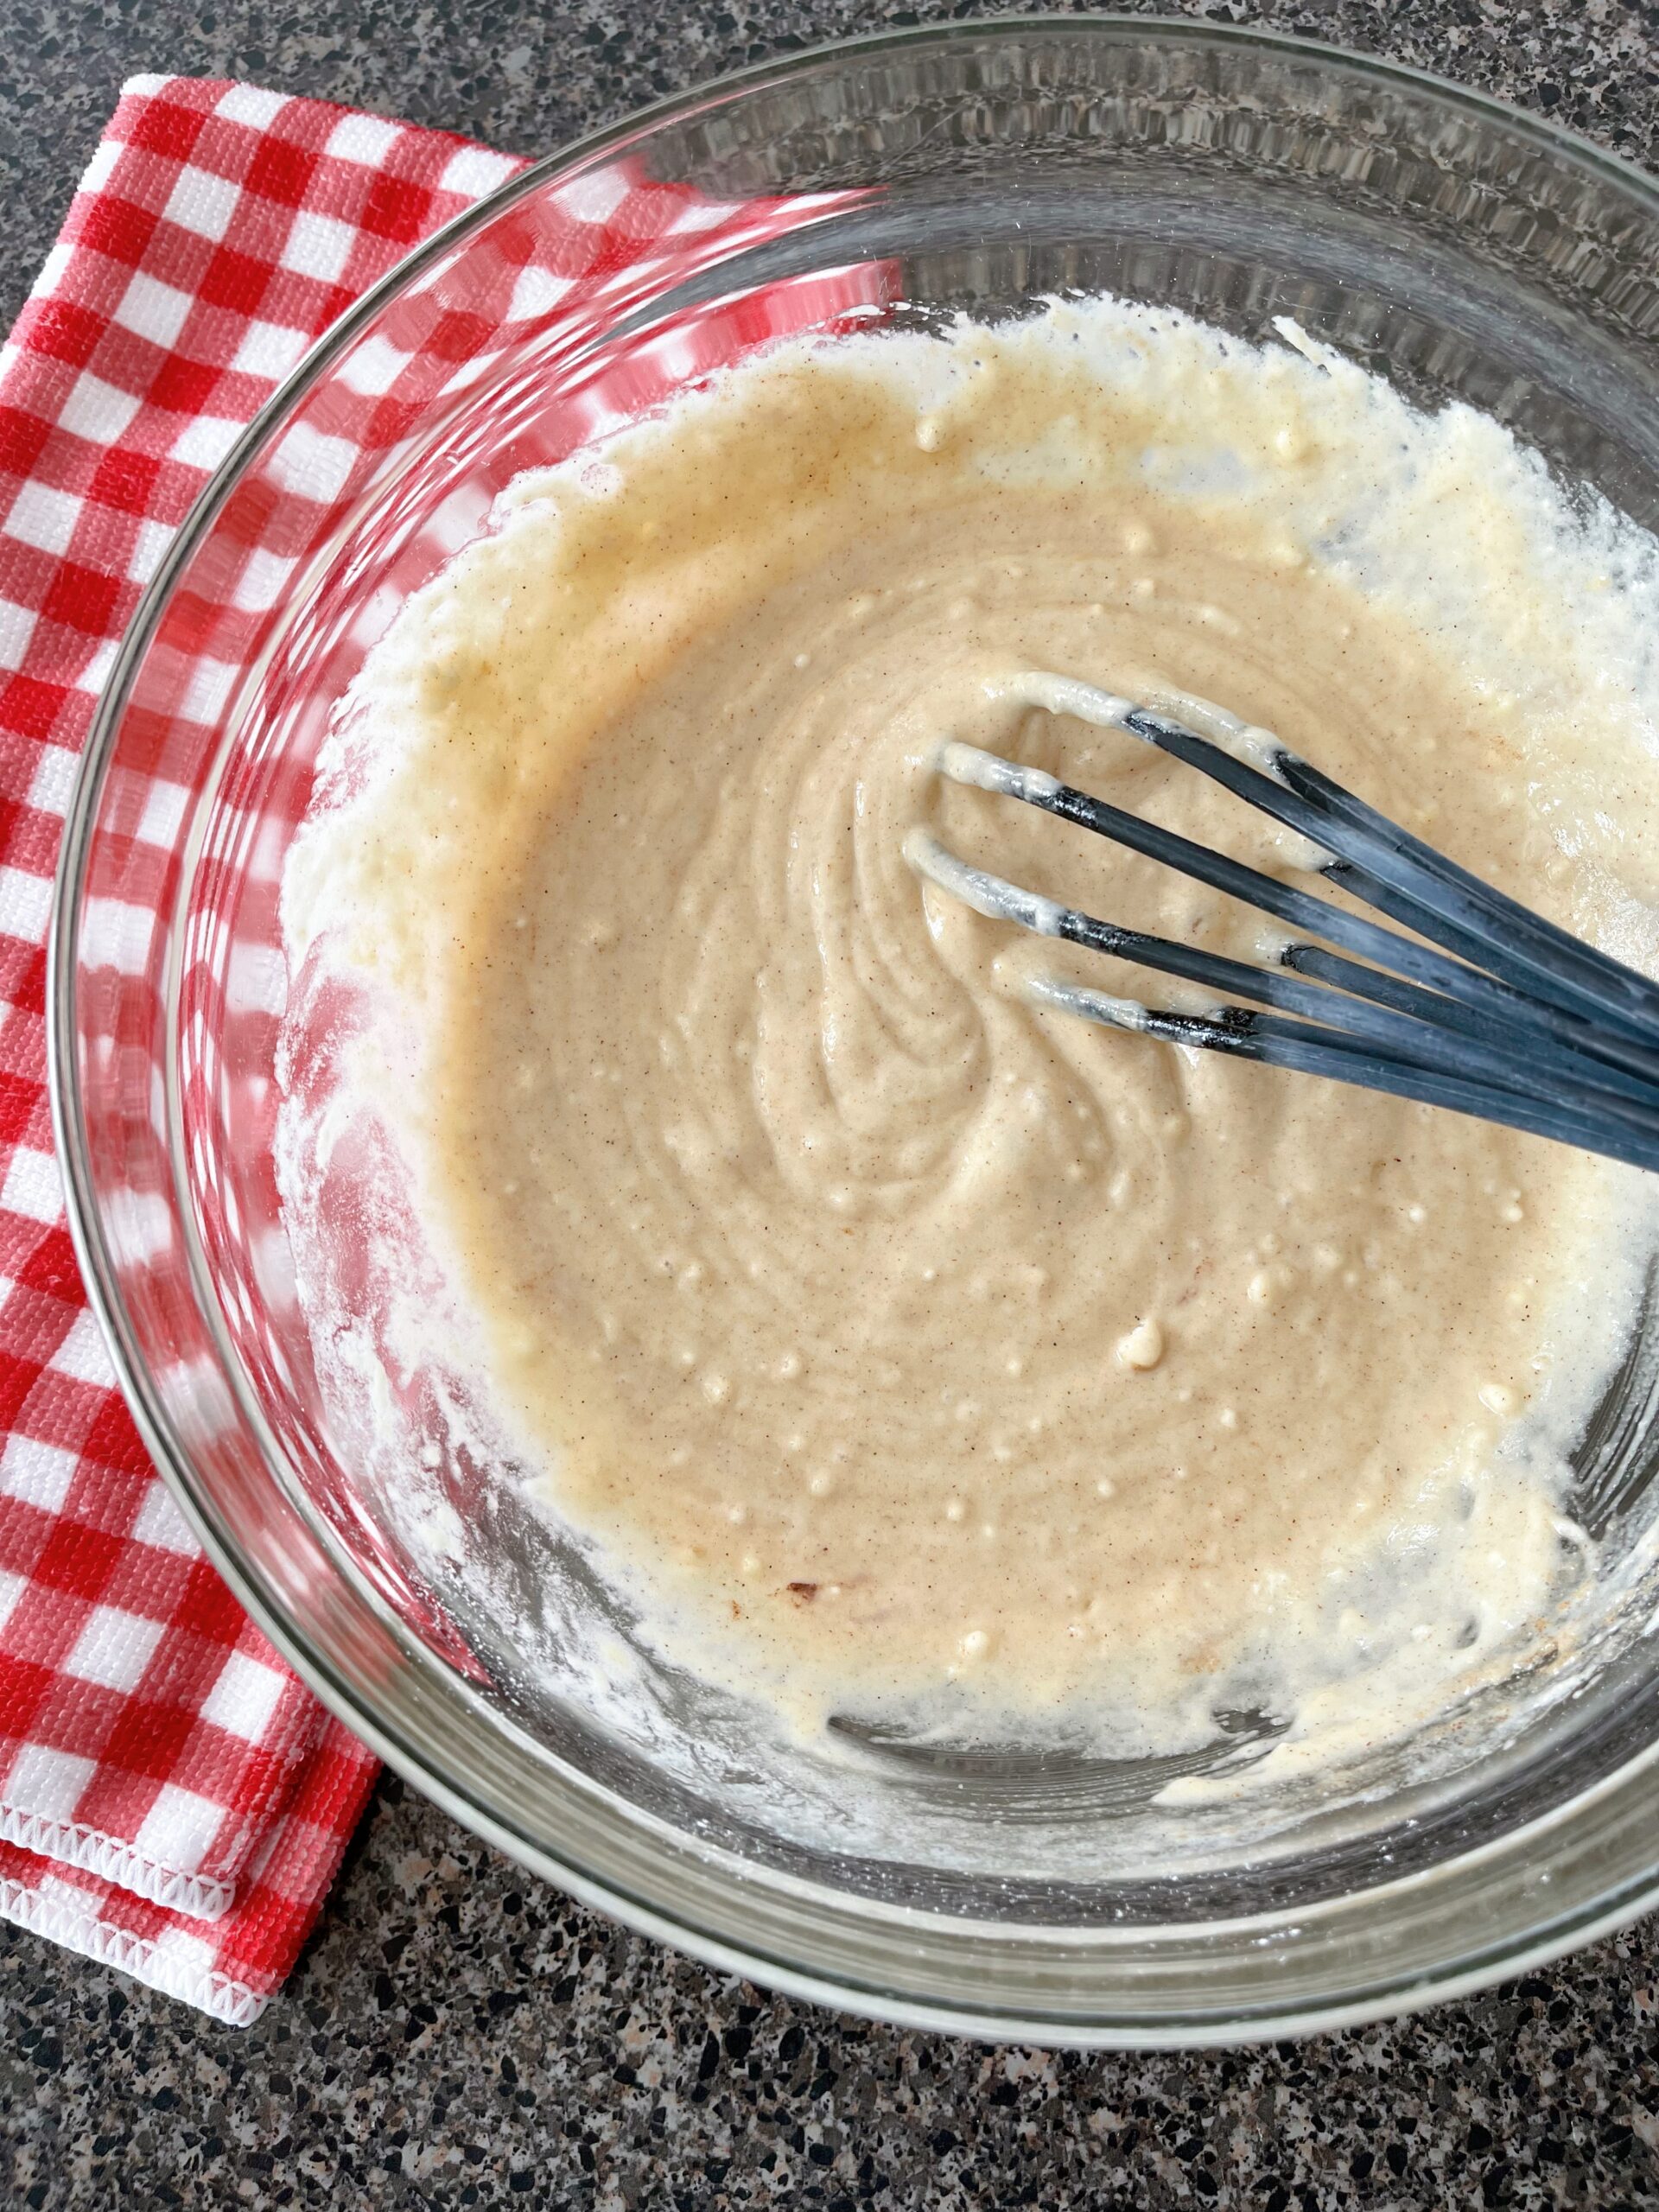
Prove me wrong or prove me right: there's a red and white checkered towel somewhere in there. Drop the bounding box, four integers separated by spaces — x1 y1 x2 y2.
0 69 885 2025
0 73 543 2026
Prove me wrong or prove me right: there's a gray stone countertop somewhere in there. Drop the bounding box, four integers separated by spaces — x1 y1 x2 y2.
5 1 1659 2204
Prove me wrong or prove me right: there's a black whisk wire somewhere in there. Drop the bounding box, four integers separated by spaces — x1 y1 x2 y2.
910 674 1659 1173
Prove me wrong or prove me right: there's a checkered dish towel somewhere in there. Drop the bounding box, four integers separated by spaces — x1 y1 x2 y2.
0 73 873 2025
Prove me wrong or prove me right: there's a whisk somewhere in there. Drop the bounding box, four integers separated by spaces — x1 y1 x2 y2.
905 671 1659 1174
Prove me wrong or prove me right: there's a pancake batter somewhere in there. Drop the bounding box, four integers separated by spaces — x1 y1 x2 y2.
280 299 1659 1764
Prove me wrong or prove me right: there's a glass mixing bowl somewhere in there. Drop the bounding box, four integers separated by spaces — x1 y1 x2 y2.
51 18 1659 2044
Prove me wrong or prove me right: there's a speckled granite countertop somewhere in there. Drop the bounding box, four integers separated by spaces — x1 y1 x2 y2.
5 3 1659 2205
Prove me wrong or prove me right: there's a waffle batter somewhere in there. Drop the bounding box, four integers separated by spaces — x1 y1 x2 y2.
281 301 1659 1762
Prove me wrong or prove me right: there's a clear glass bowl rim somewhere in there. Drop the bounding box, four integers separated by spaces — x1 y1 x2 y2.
48 13 1659 2045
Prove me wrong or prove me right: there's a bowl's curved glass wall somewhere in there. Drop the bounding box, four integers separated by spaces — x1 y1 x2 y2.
55 22 1659 2042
